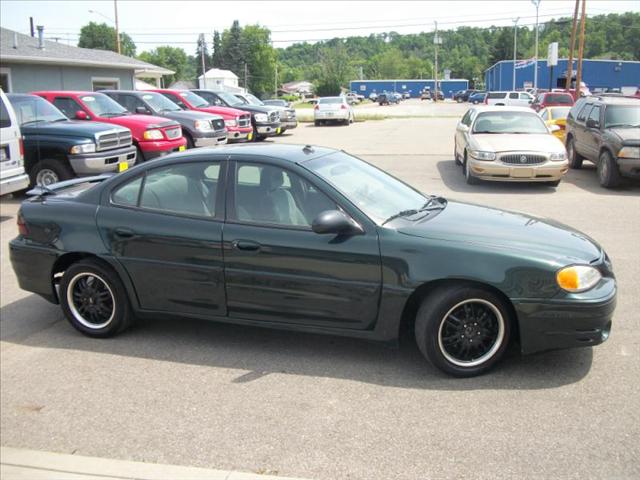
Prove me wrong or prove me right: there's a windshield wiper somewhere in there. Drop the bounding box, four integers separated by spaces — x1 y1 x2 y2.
52 118 68 122
21 119 46 126
382 209 419 225
607 123 639 128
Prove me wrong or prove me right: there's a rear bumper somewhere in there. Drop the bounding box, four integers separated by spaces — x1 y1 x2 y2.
617 157 640 179
315 111 350 120
0 172 30 196
138 137 187 160
9 240 59 303
514 282 616 355
69 145 137 175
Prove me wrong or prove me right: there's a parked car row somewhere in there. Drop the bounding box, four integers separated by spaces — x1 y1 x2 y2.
0 87 300 191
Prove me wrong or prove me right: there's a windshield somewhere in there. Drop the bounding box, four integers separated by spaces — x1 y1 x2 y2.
9 95 68 125
141 92 181 112
179 91 209 108
304 151 428 225
217 91 244 106
604 105 640 128
473 111 549 134
81 94 127 117
318 97 343 104
244 93 263 105
549 107 571 119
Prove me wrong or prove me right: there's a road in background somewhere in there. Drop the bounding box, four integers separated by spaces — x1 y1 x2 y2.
1 108 639 479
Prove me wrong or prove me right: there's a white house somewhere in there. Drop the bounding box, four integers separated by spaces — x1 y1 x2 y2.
198 68 245 93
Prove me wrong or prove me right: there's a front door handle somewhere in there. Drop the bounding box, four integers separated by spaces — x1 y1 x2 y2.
114 227 135 238
232 240 261 251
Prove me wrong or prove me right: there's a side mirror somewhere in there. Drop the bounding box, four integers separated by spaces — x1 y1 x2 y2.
549 124 561 133
312 210 363 236
458 123 469 132
75 110 88 120
586 118 599 129
135 106 150 114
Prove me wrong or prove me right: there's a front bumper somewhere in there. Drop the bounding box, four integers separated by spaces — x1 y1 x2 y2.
280 120 298 130
69 145 137 175
227 127 253 143
256 122 281 136
138 137 187 161
514 278 616 355
468 157 569 182
617 157 640 179
193 130 228 147
0 172 30 196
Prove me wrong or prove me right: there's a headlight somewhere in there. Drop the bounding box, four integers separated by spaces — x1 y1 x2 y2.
225 119 237 127
556 265 602 293
254 113 268 123
194 120 213 131
143 129 164 140
69 143 96 154
470 150 496 161
618 146 640 159
550 151 567 161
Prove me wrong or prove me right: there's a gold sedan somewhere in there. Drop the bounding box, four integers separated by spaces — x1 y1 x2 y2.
539 106 571 142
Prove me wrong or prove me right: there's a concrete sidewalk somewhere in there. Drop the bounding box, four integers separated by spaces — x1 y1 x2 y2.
0 447 311 480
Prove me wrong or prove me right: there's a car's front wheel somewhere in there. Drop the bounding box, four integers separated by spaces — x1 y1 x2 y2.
30 159 73 187
463 154 479 185
415 285 511 377
597 150 622 188
59 259 133 338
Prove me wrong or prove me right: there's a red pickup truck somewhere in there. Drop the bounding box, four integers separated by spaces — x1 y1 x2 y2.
150 89 253 142
34 91 186 161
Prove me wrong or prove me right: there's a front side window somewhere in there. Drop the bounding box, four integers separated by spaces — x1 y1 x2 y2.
234 163 335 227
0 98 12 128
509 92 519 99
10 95 68 125
135 162 220 217
305 151 427 225
52 97 85 118
576 102 593 122
119 95 146 113
587 105 601 126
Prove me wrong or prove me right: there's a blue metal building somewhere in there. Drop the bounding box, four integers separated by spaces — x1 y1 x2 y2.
350 79 469 99
484 59 640 91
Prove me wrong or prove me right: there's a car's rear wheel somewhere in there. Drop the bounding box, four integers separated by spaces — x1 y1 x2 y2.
30 159 73 187
597 150 622 188
59 259 133 338
567 137 583 169
415 285 511 377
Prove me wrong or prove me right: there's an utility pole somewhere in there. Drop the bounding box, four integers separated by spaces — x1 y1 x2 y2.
575 0 587 98
433 21 442 103
566 0 580 92
512 17 520 90
199 34 206 89
531 0 541 88
113 0 121 54
29 17 34 37
244 62 248 91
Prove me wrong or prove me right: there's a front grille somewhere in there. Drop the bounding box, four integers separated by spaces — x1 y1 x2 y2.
284 109 296 120
95 130 132 151
501 153 547 165
212 119 225 131
269 111 280 122
238 115 251 127
164 126 182 139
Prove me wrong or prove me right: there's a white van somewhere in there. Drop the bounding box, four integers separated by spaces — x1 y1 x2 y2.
0 89 29 196
485 91 534 107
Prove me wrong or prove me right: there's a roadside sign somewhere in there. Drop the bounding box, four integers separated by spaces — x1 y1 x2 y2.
548 42 559 66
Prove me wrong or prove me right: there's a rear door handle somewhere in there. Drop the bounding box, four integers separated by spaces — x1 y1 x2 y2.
114 227 135 238
232 240 260 251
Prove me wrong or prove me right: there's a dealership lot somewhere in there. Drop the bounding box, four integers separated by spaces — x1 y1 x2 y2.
1 107 639 479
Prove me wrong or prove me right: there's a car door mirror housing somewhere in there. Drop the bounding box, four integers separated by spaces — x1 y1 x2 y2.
586 118 599 129
312 210 363 235
458 123 469 132
75 110 88 120
135 106 150 115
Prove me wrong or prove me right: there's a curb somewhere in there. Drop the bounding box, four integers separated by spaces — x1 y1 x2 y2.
1 447 311 480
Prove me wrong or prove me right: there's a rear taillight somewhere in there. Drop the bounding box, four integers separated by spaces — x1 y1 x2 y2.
340 104 347 110
314 104 319 110
19 137 24 161
17 212 28 236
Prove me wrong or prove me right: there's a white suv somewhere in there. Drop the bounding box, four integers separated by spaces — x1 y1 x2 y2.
0 89 29 196
485 91 534 107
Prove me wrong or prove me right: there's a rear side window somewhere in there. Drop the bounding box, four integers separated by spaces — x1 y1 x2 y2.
0 98 11 128
488 92 506 99
509 92 519 99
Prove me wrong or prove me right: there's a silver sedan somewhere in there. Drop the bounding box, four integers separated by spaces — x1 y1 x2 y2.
314 96 354 126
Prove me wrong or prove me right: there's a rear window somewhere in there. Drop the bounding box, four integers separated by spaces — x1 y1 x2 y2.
550 107 571 119
488 92 507 99
545 94 573 104
0 98 11 128
318 97 343 104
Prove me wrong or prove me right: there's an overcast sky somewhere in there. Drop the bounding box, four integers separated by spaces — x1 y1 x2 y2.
1 0 638 53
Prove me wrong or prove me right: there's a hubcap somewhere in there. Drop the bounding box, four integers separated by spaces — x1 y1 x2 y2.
36 169 59 186
438 299 505 367
600 156 608 180
67 273 115 329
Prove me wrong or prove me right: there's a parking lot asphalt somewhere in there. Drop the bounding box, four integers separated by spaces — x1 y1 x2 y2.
1 105 639 480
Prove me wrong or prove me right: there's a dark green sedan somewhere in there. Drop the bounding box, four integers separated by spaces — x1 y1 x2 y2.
9 144 616 377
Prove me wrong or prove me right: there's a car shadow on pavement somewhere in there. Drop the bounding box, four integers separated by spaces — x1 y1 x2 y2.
559 163 640 195
1 294 593 391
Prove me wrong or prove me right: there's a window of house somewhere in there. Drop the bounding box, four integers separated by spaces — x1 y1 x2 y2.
92 78 119 91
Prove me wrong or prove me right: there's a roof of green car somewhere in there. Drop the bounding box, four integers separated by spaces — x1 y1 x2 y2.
166 143 339 163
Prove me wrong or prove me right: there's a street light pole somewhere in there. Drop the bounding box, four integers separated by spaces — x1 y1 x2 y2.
512 17 520 91
433 21 442 103
113 0 121 54
531 0 540 88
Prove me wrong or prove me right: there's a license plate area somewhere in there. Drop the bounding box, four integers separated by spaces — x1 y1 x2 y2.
511 168 534 178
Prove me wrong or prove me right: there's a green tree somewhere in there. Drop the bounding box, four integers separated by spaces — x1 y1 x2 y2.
212 30 223 68
78 22 136 56
221 20 245 78
240 25 276 96
315 42 354 96
138 46 192 85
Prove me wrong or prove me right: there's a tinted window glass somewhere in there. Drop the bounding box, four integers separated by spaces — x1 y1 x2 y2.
487 92 506 99
161 92 187 109
10 95 67 124
234 163 334 227
111 176 142 206
604 105 640 128
587 105 601 125
0 98 11 128
53 97 85 118
509 92 519 99
577 103 593 122
545 94 573 104
318 97 343 104
118 95 145 113
140 163 219 217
